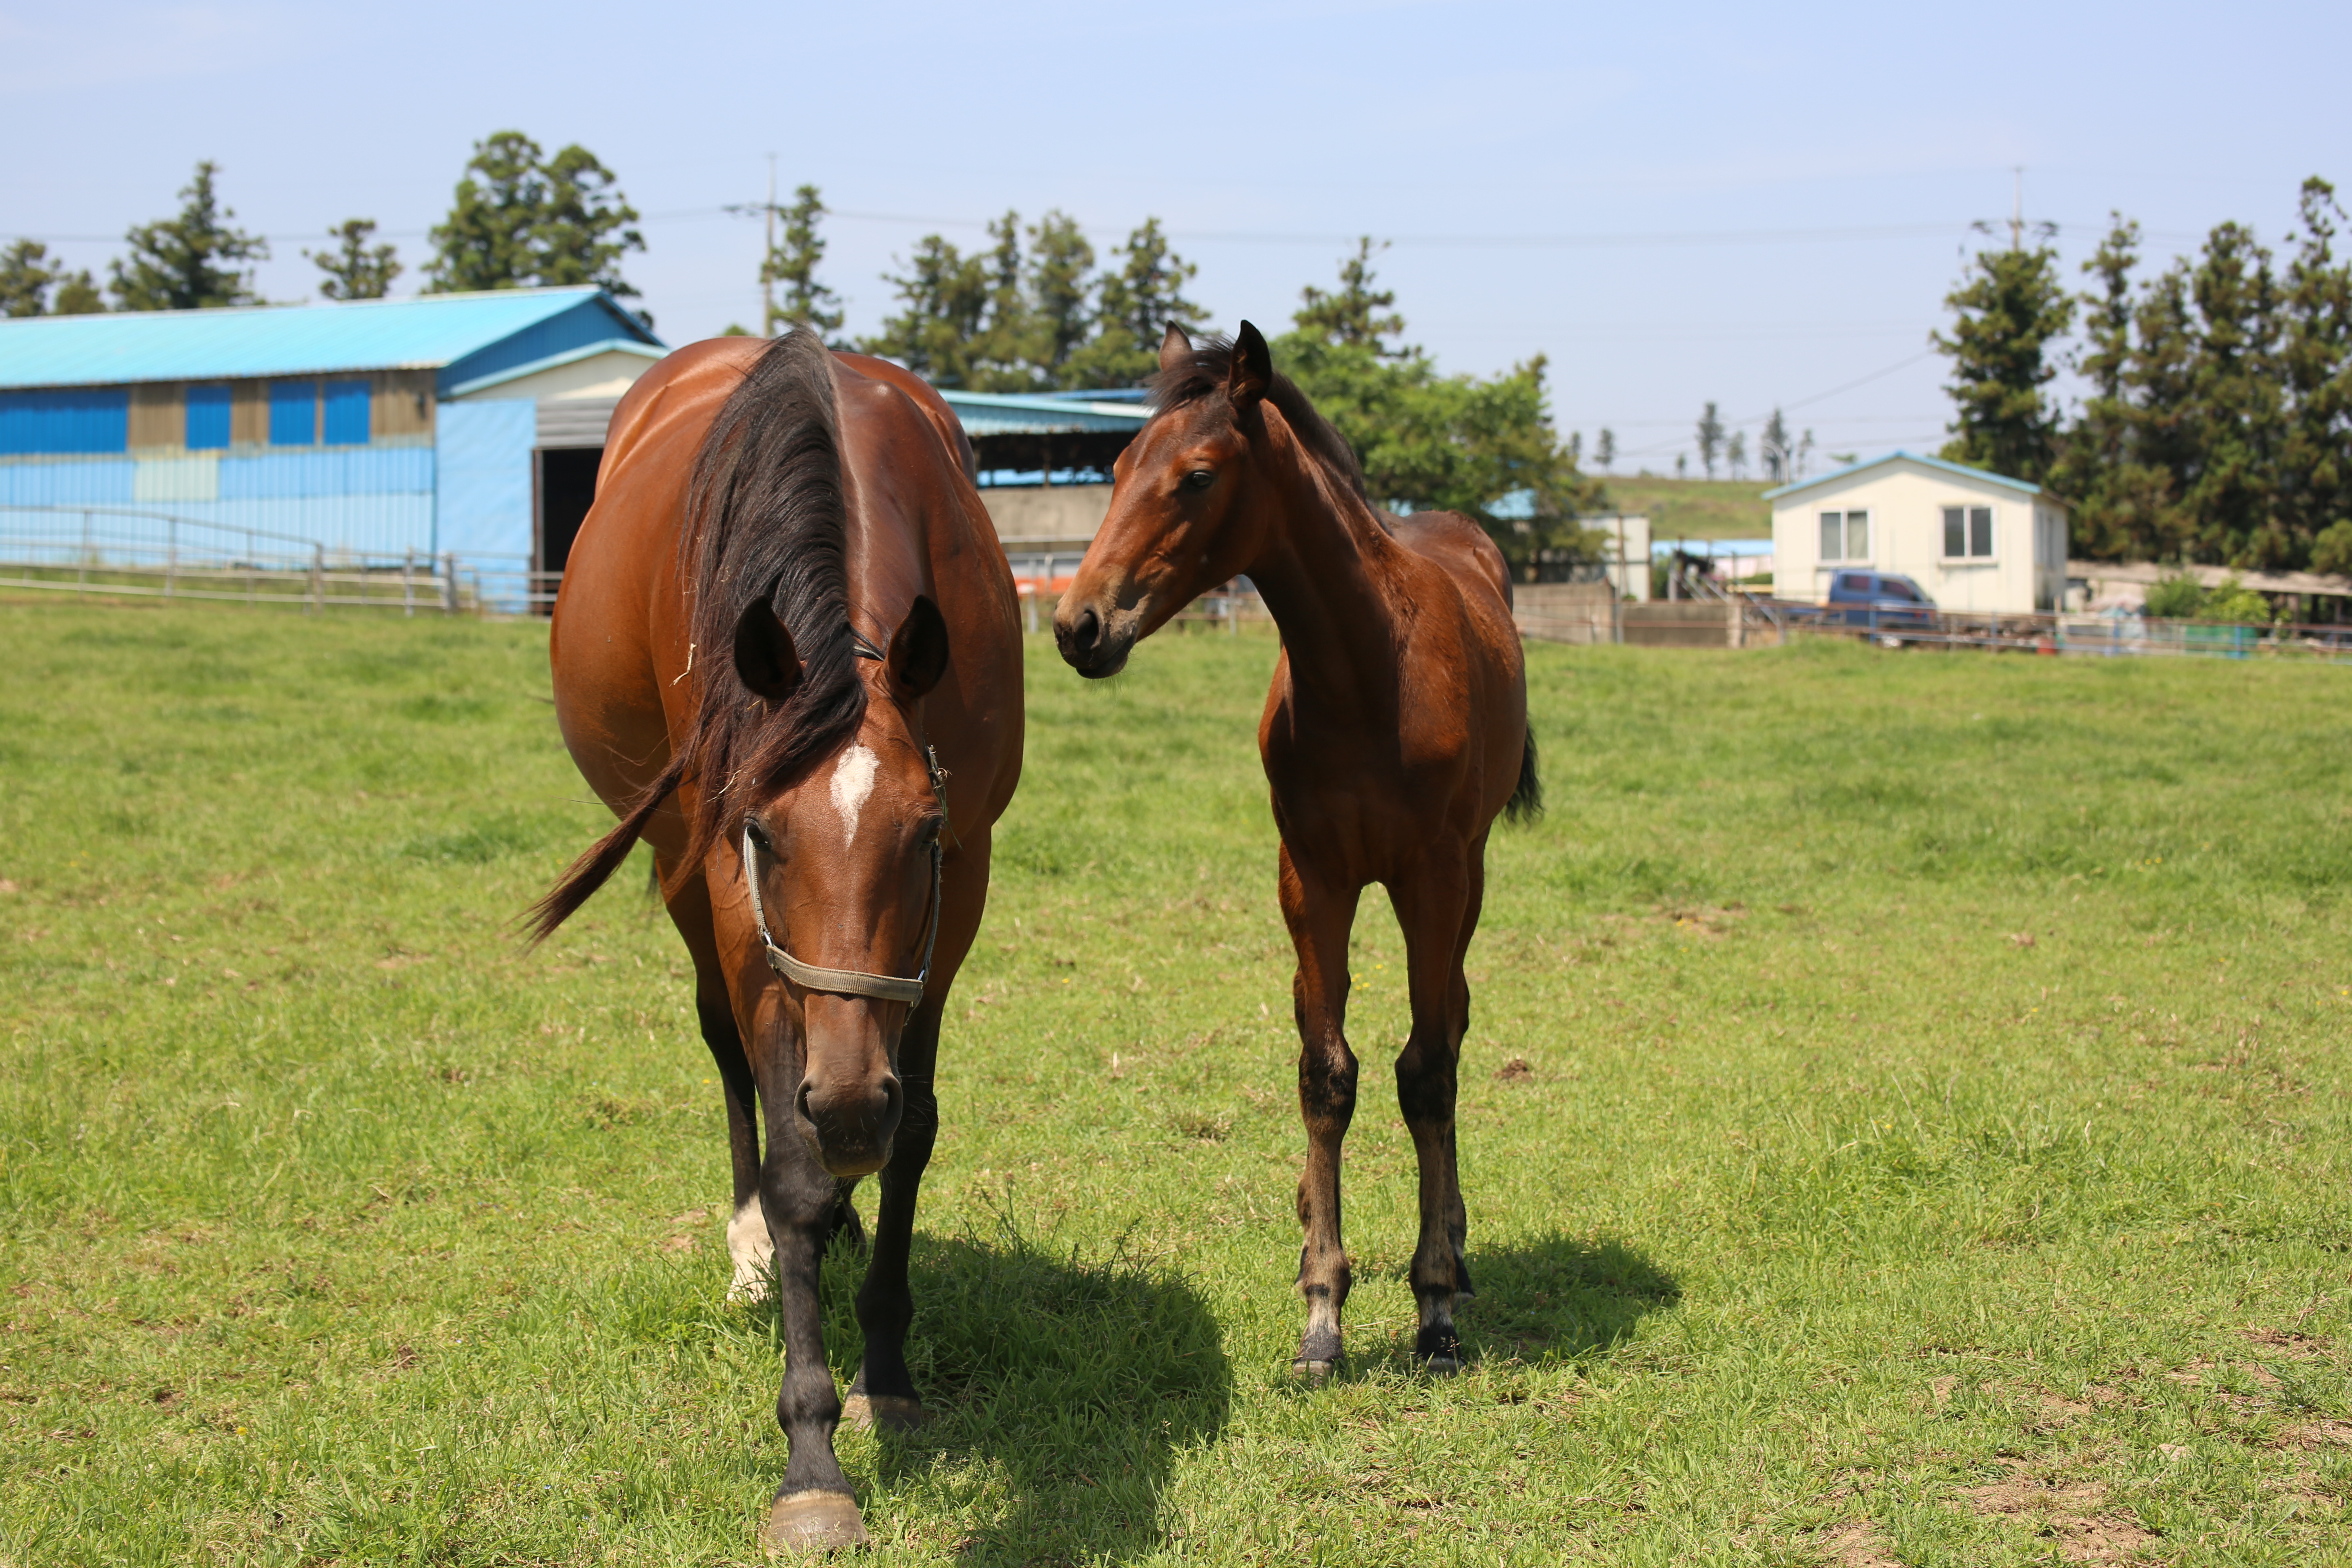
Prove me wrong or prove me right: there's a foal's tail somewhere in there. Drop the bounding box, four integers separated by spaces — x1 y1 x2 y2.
1504 724 1543 824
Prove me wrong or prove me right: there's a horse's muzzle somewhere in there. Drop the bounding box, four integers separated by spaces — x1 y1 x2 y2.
1053 601 1132 679
795 1069 902 1177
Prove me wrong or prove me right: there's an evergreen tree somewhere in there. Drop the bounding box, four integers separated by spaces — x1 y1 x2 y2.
855 235 990 387
2120 261 2203 561
2052 216 2143 558
1933 242 2073 482
1761 408 1790 481
1064 219 1205 388
307 218 401 301
426 131 645 311
109 160 267 312
1595 428 1616 473
1695 402 1724 478
1294 237 1405 353
1726 429 1748 479
1 241 101 317
761 184 843 340
2276 179 2352 557
2178 223 2284 564
1025 210 1094 385
965 211 1036 392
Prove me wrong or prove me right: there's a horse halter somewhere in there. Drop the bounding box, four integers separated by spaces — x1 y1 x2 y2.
739 629 949 1007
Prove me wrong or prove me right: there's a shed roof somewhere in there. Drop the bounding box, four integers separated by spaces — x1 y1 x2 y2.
937 389 1152 437
1761 449 2049 502
0 288 662 392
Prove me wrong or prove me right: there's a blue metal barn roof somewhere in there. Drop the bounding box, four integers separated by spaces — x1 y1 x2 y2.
935 389 1150 437
0 288 662 394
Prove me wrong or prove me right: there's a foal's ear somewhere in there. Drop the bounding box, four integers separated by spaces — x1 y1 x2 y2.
888 595 950 700
732 595 802 702
1229 320 1272 407
1158 321 1193 372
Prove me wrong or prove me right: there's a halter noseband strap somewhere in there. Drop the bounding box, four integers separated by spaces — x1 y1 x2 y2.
739 743 948 1007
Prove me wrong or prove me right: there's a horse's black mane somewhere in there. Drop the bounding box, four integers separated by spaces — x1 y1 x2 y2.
532 330 861 939
1149 335 1372 504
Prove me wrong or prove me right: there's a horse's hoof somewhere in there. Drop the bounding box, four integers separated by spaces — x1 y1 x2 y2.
761 1490 869 1555
841 1392 927 1434
1290 1356 1339 1383
1421 1353 1461 1377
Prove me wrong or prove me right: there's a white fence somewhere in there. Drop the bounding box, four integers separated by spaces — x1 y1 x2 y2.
0 505 553 615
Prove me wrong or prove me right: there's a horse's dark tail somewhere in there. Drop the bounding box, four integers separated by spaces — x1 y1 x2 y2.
526 752 687 943
1503 725 1542 823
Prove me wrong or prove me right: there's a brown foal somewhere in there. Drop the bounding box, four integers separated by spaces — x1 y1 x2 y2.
535 331 1022 1551
1055 323 1536 1374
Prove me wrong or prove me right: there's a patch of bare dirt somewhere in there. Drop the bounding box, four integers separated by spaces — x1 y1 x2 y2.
2276 1419 2352 1450
1819 1521 1902 1567
2243 1326 2331 1358
1494 1057 1533 1083
1961 1463 2160 1564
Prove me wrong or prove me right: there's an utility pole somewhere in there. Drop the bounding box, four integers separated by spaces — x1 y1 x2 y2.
763 153 778 337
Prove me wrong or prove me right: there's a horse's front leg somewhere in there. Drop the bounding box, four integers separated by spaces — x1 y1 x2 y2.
756 1116 866 1551
1390 853 1477 1372
844 1001 941 1433
1281 845 1361 1377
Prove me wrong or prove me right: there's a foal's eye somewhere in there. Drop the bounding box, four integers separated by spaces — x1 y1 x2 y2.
1181 468 1215 491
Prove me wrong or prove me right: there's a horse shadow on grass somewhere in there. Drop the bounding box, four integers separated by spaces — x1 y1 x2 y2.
810 1210 1231 1565
1451 1232 1680 1369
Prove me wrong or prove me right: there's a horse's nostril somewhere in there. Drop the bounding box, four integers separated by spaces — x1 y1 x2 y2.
1074 606 1100 653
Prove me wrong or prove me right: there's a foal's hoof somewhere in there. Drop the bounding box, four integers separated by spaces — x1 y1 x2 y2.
841 1392 928 1434
1290 1355 1339 1383
1415 1324 1463 1376
761 1489 869 1555
1420 1352 1462 1377
1291 1327 1343 1383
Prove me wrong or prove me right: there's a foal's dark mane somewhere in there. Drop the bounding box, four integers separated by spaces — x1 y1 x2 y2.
531 330 864 939
1150 336 1376 511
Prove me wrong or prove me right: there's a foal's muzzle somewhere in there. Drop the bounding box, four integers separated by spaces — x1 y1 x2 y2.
1054 601 1131 678
795 1063 903 1177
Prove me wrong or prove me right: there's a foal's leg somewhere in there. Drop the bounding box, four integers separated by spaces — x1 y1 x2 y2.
1390 855 1474 1370
753 1048 869 1551
1281 845 1361 1376
843 999 941 1434
663 864 771 1299
1443 850 1487 1299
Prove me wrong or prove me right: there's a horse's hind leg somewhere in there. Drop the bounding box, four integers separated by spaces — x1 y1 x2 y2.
664 861 771 1300
1280 846 1361 1376
1390 853 1475 1371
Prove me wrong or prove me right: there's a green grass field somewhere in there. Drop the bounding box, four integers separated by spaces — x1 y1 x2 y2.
4 599 2350 1566
1597 478 1772 543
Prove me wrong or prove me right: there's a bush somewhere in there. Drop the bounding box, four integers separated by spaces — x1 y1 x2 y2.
2143 573 2205 619
2313 519 2352 577
2199 575 2272 625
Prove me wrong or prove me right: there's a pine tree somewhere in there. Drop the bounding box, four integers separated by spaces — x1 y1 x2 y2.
856 236 989 387
2276 179 2352 560
761 184 843 340
2121 261 2203 562
1933 242 2074 482
1064 219 1205 388
1761 408 1790 481
307 218 401 301
965 211 1036 392
1726 429 1748 479
1294 237 1405 353
0 241 100 317
109 161 267 312
1695 402 1724 479
426 131 645 312
1595 428 1616 473
2180 223 2284 564
1025 211 1094 386
2053 216 2142 558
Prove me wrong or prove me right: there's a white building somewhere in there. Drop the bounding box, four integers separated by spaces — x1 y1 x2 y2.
1763 451 2069 615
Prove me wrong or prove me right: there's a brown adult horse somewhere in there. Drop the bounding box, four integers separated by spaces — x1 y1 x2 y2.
1054 322 1535 1376
533 330 1022 1552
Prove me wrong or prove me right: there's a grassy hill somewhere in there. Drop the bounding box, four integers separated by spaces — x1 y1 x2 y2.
1593 476 1772 541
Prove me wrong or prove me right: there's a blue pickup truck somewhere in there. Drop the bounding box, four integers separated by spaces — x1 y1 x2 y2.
1820 570 1938 642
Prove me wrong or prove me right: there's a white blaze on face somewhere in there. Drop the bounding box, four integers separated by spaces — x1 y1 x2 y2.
829 744 880 849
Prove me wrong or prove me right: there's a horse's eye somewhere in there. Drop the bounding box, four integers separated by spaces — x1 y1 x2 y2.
1182 468 1216 491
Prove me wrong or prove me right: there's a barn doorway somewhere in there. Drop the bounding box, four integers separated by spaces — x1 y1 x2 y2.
534 446 601 613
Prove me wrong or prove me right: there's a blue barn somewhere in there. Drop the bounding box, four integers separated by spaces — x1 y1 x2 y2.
0 288 665 581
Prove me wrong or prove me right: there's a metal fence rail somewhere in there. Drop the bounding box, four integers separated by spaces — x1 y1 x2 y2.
0 505 557 615
1783 603 2352 661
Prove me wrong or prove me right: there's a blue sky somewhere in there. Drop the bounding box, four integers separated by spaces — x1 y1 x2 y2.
3 0 2346 476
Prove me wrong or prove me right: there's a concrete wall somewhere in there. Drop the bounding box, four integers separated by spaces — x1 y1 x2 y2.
1771 459 2069 615
980 483 1111 543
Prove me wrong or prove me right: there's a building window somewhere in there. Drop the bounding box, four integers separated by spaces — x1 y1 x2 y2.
1819 509 1870 560
1943 505 1994 558
322 379 370 445
269 380 318 446
186 384 232 450
0 388 130 455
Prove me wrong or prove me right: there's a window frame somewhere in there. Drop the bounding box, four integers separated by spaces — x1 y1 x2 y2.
1817 507 1872 562
1940 502 1998 561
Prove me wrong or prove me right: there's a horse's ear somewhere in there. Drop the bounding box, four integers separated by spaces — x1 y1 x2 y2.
1158 322 1193 372
733 595 802 702
888 595 950 700
1229 320 1272 407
